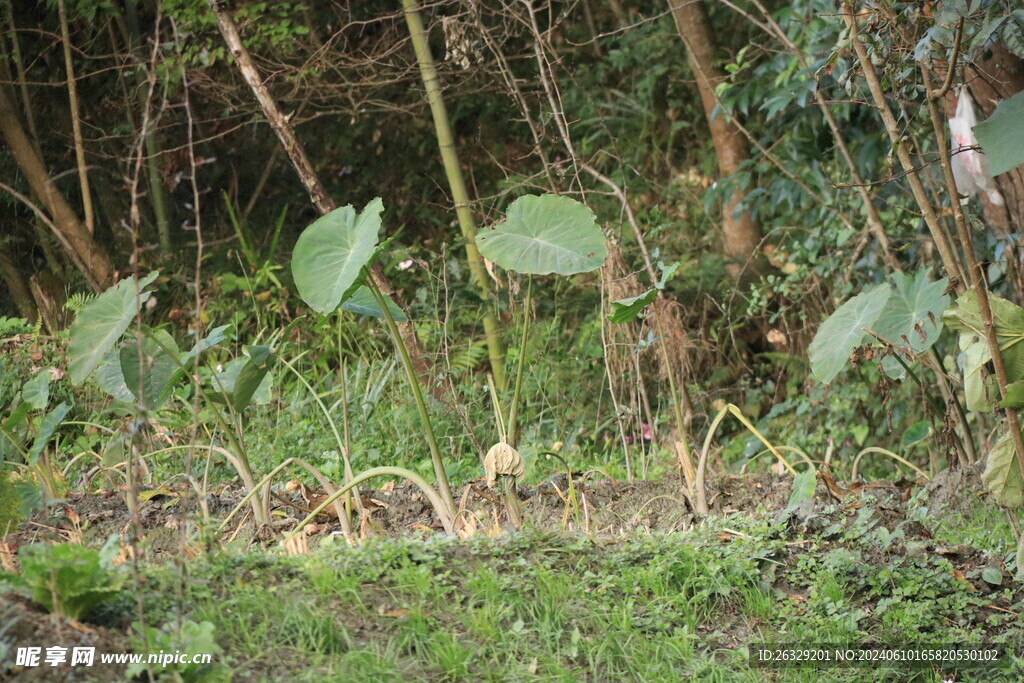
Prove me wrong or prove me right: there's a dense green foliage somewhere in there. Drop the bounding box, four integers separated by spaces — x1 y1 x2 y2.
2 0 1024 678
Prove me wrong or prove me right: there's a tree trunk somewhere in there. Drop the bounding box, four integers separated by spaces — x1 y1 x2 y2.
0 245 37 322
0 86 113 290
668 0 760 267
205 1 437 384
29 271 68 334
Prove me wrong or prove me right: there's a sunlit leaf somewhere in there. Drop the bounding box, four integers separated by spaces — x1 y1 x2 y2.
291 199 383 313
476 195 607 275
982 431 1024 508
68 273 159 385
808 284 891 384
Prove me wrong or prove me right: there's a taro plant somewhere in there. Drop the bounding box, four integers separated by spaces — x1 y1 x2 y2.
807 269 965 468
810 269 1024 576
63 273 283 527
284 194 608 537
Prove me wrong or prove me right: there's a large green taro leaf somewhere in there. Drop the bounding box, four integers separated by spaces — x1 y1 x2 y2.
119 329 181 410
476 195 607 275
875 271 949 380
874 271 948 353
291 199 383 313
68 272 159 385
808 283 891 384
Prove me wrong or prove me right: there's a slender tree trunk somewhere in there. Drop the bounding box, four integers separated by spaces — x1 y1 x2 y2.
668 0 760 267
205 0 436 382
402 0 506 390
0 86 113 290
123 0 172 251
0 245 37 322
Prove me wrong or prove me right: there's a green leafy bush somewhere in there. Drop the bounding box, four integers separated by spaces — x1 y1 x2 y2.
1 538 124 620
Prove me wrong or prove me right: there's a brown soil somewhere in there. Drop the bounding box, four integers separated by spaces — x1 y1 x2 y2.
0 466 1005 681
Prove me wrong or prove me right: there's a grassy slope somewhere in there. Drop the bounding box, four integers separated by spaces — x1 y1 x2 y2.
126 497 1023 682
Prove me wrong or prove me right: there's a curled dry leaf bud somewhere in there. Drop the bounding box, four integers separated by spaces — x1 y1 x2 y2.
483 442 525 488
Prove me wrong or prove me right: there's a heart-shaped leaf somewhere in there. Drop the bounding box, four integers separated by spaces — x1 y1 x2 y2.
22 370 51 411
119 329 182 410
787 468 818 507
291 199 383 313
808 283 891 384
476 195 607 275
874 271 948 353
68 272 159 385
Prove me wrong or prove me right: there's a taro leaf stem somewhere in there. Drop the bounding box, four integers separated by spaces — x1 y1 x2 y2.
367 280 455 515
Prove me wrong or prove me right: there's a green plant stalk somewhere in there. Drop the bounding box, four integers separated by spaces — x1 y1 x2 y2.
693 404 798 515
543 450 580 528
507 276 532 448
217 456 353 537
367 281 455 514
487 374 507 443
284 466 455 537
277 354 361 512
401 0 505 390
142 329 266 524
852 447 930 482
740 446 814 474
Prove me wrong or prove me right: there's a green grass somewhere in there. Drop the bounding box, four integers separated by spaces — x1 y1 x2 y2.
122 507 1023 682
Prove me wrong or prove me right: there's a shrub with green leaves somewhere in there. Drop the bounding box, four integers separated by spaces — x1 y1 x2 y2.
1 538 124 620
127 619 229 682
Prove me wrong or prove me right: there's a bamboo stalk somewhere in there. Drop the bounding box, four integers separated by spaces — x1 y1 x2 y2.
402 0 506 390
58 0 94 234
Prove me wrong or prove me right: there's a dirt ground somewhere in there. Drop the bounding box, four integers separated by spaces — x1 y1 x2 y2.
1 465 1016 681
2 466 956 556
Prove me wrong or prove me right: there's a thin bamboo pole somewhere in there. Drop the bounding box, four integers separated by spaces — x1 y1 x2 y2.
402 0 506 390
58 0 94 235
